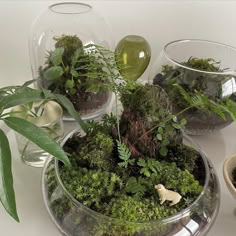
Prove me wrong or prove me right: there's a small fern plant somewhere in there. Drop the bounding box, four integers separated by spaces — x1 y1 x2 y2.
173 83 236 121
116 140 134 168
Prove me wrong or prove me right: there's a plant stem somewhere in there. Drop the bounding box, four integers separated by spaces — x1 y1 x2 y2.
97 46 122 141
115 93 121 142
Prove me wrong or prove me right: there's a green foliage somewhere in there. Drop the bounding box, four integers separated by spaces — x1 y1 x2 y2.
116 140 134 168
39 35 127 113
105 196 178 222
135 158 202 198
0 130 18 222
166 144 200 173
137 159 161 177
150 161 203 196
174 84 230 120
67 132 114 171
125 177 147 197
119 84 184 159
182 57 222 72
54 35 83 64
60 166 123 210
5 117 70 167
0 83 88 222
85 113 117 135
156 57 236 123
153 114 186 157
121 84 172 123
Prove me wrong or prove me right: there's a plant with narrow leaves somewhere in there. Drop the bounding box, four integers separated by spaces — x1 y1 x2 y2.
174 83 236 120
0 82 87 222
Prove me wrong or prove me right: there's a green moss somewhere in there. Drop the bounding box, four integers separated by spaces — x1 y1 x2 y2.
105 196 178 222
60 166 123 211
66 132 114 171
121 84 172 123
150 161 203 197
182 57 221 72
165 144 200 173
54 34 83 64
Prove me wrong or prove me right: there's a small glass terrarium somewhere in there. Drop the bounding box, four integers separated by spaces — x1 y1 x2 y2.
149 39 236 135
29 2 113 120
42 132 219 236
42 83 220 236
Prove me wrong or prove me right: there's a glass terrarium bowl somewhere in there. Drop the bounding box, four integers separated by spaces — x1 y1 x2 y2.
29 2 113 120
149 39 236 135
42 130 220 236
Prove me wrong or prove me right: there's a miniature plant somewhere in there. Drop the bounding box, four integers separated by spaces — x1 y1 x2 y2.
39 34 123 113
153 57 236 132
0 83 86 222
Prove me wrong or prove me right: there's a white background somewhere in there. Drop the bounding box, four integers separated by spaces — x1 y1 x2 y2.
1 1 236 235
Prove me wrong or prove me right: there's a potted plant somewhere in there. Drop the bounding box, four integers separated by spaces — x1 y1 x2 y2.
149 39 236 135
42 82 220 236
36 34 117 119
0 82 86 222
29 2 112 119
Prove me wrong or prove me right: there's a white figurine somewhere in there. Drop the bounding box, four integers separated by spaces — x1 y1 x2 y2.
155 184 182 206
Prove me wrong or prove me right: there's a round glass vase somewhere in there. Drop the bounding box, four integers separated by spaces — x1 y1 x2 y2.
12 101 64 167
149 39 236 135
29 2 113 121
42 130 220 236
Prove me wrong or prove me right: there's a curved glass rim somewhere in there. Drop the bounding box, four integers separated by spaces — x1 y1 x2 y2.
42 129 214 226
49 2 92 15
163 39 236 75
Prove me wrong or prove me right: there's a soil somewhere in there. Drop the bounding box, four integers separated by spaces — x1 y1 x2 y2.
69 92 110 115
232 167 236 188
174 107 232 135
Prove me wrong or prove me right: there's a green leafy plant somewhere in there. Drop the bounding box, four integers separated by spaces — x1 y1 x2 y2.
39 34 126 114
116 140 134 168
153 57 236 133
0 83 87 222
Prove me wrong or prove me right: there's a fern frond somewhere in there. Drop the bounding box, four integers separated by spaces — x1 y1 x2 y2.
116 140 131 161
174 84 228 120
173 83 192 102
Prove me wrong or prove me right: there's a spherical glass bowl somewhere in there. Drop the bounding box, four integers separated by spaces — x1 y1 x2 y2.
29 2 113 120
149 39 236 135
42 130 220 236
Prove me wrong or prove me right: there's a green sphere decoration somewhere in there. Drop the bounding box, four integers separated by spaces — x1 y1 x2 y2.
115 35 151 81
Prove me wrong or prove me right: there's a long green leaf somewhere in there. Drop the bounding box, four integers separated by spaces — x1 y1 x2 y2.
54 94 87 133
0 88 45 109
4 117 71 167
0 129 19 222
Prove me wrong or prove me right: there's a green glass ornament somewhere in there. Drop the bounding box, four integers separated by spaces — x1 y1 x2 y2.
115 35 151 81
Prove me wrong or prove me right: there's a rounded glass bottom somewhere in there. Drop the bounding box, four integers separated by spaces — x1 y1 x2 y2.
42 156 220 236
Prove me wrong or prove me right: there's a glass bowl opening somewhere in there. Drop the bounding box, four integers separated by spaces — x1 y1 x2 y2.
49 2 92 14
164 39 236 75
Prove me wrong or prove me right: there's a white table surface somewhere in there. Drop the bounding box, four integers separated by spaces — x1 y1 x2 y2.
1 1 236 235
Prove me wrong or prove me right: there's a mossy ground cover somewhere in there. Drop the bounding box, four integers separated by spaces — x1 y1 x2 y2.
46 84 206 236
